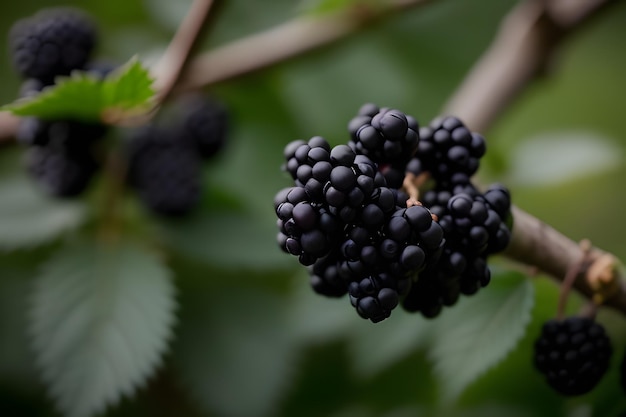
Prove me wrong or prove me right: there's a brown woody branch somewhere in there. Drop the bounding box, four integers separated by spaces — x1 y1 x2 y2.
444 0 626 315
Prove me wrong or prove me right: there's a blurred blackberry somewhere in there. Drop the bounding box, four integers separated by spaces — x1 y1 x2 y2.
410 116 486 181
179 94 229 159
534 317 612 396
127 126 202 217
347 103 419 168
9 7 96 83
25 144 97 197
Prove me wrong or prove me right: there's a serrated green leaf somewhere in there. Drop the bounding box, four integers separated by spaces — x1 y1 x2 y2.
29 240 177 417
0 165 85 251
428 271 534 403
2 57 154 122
101 58 155 112
4 73 103 121
174 286 298 417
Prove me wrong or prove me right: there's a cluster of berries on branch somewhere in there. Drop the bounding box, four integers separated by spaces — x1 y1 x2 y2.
274 103 513 322
7 8 229 217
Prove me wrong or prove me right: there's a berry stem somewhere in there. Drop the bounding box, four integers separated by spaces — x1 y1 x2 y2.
402 171 429 208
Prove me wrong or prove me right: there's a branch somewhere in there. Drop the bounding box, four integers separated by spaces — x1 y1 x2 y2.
443 0 626 315
0 0 432 139
443 0 616 133
152 0 216 103
173 0 433 93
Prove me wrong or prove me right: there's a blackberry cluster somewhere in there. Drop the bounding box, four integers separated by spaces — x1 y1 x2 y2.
275 104 513 322
126 95 228 217
9 8 96 84
533 317 612 396
7 10 230 212
8 9 108 198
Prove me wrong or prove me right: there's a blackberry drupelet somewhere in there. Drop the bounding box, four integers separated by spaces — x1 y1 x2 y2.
534 317 612 396
9 8 96 83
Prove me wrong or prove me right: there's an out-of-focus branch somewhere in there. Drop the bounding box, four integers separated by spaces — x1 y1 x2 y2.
173 0 433 93
444 0 616 133
152 0 215 103
443 0 625 315
0 0 432 140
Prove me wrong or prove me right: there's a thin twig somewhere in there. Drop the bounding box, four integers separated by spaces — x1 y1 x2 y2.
173 0 433 94
152 0 216 104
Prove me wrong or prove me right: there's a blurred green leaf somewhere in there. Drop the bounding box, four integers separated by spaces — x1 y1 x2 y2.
428 271 534 403
0 170 85 251
508 131 622 187
29 240 177 417
160 208 292 270
174 286 298 417
2 57 154 122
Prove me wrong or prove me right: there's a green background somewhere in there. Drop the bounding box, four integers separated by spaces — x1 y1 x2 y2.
0 0 625 416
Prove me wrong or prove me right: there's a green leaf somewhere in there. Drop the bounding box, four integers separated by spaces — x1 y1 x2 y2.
2 57 154 122
101 58 155 112
29 240 177 417
0 165 85 251
427 271 534 403
174 286 298 417
160 208 292 270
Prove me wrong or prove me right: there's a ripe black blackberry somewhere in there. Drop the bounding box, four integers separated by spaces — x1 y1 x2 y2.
347 103 419 169
178 94 229 159
534 317 612 396
9 8 96 83
127 126 202 217
409 116 486 181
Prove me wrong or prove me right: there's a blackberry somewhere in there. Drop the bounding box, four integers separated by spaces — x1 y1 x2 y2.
25 144 97 197
127 126 202 217
410 116 486 181
9 8 96 83
179 94 229 159
534 317 612 396
347 103 419 167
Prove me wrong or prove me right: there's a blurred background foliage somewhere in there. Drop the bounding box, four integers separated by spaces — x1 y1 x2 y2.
0 0 625 416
